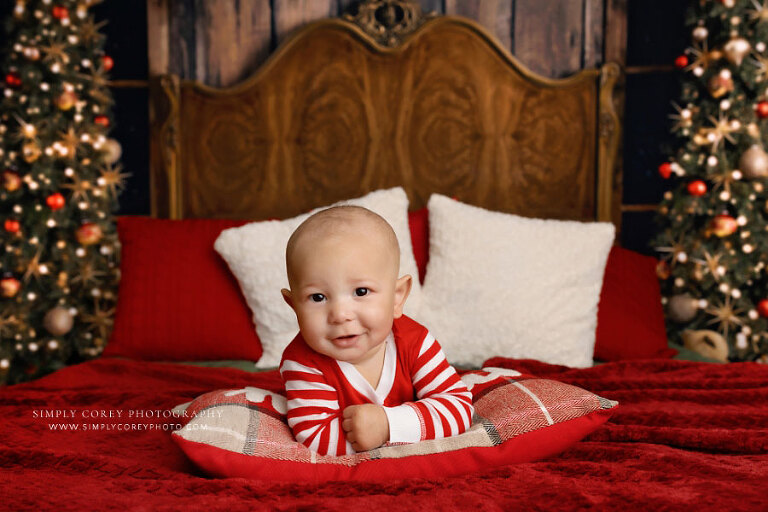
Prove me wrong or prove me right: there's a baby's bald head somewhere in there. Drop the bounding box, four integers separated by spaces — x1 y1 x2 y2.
285 206 401 286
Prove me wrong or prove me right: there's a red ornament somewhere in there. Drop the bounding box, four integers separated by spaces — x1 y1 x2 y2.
757 101 768 119
658 162 673 179
5 71 21 88
674 55 689 69
75 222 103 245
758 299 768 318
4 219 20 234
46 192 66 210
52 6 69 19
102 55 114 72
687 180 707 196
709 214 738 237
1 276 21 298
2 170 21 191
94 115 110 128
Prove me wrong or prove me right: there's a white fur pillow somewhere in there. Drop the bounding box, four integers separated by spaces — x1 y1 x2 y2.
214 188 421 368
419 194 614 368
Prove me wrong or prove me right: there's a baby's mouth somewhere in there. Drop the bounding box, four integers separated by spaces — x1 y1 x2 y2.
332 334 360 347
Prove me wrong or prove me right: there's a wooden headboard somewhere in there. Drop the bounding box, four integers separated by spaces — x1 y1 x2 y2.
149 3 622 227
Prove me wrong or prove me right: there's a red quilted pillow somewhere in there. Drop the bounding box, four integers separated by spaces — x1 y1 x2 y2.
171 368 617 482
594 246 676 361
105 217 263 361
408 208 429 284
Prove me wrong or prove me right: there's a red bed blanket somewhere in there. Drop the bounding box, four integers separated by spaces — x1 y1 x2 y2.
0 357 766 511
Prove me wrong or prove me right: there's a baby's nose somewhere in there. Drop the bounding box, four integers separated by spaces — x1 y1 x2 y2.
328 299 354 323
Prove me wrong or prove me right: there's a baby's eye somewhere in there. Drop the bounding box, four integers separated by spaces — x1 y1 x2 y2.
354 287 369 297
310 293 326 303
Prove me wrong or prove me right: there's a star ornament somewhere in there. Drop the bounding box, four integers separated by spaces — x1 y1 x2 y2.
705 114 739 152
70 261 105 286
23 249 52 283
693 251 726 281
749 0 768 23
12 114 42 142
62 173 92 204
79 69 112 105
669 103 697 133
705 294 745 339
80 298 115 345
0 311 19 338
40 40 70 64
57 127 80 158
686 41 722 73
753 53 768 83
98 163 129 198
710 170 738 196
655 233 689 266
78 18 107 45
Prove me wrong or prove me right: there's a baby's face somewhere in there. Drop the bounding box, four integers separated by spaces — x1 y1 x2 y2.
284 230 409 366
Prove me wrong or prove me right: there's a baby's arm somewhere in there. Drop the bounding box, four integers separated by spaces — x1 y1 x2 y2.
385 332 474 443
280 358 354 456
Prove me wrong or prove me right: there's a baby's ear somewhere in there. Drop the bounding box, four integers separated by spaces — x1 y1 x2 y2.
393 275 412 318
281 288 294 309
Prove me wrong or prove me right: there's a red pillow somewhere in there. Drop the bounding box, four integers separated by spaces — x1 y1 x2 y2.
594 246 676 361
407 208 429 284
172 367 616 482
104 217 263 361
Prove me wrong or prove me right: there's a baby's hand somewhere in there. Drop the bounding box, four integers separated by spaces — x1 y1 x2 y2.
342 404 389 452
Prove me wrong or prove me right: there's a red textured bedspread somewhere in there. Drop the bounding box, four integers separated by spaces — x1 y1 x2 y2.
1 358 766 511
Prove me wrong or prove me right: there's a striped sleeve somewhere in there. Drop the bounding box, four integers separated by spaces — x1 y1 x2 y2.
279 358 354 456
390 332 474 442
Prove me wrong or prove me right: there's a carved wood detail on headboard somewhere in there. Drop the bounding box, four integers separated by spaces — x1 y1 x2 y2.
150 13 621 228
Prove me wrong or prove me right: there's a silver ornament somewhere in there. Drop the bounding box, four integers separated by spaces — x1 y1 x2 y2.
43 306 74 336
739 145 768 179
724 36 750 66
668 293 698 323
102 138 122 165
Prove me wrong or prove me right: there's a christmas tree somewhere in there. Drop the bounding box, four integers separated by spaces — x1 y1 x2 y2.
0 0 124 384
655 0 768 361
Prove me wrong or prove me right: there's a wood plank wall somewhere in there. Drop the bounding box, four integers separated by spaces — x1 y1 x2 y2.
147 0 627 86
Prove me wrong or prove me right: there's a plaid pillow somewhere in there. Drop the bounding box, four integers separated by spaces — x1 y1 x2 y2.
172 368 617 482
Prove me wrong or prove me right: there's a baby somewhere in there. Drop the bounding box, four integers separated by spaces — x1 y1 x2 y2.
279 206 474 456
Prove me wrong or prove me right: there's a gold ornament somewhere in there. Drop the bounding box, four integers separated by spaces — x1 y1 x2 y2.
724 36 751 66
739 145 768 178
43 306 74 336
709 214 738 237
682 330 729 362
22 140 41 163
668 294 699 323
708 73 734 98
56 90 77 111
75 222 103 245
